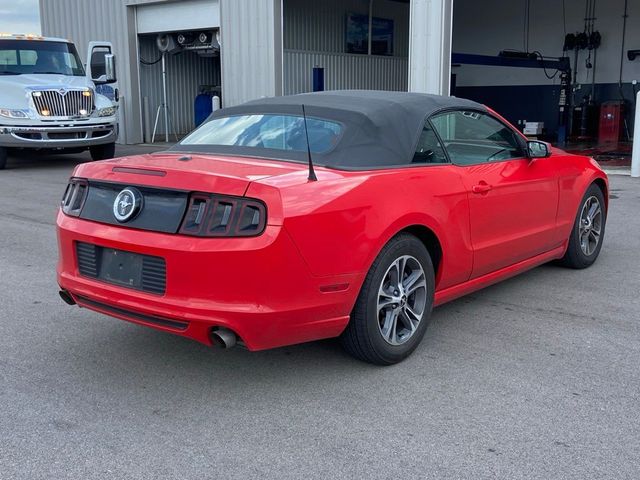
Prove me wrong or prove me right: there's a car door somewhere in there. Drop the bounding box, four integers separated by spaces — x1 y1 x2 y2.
430 109 559 279
410 118 474 288
86 42 119 105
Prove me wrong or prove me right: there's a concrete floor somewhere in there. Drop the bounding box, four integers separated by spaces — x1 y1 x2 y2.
0 148 639 479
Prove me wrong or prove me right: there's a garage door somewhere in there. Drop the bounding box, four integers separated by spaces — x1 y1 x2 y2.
136 0 220 34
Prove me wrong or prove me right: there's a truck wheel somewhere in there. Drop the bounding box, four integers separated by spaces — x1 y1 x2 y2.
89 142 116 161
341 233 435 365
0 147 7 170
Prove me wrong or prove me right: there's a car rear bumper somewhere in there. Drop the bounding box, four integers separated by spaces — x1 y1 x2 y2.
56 211 360 350
0 121 117 149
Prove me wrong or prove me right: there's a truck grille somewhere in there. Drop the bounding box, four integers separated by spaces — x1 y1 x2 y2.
31 89 94 118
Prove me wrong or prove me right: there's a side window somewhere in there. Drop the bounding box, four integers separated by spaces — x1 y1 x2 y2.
0 49 18 66
431 110 525 166
412 122 449 164
20 50 37 66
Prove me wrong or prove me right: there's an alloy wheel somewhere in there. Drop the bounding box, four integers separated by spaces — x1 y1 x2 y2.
377 255 428 345
579 195 602 256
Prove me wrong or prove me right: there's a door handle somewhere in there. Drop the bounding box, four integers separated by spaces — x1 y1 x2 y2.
472 182 493 194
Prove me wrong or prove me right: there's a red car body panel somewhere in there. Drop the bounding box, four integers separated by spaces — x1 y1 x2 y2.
56 120 608 351
57 217 356 350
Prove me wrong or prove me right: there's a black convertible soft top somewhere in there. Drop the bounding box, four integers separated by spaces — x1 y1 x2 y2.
171 90 487 169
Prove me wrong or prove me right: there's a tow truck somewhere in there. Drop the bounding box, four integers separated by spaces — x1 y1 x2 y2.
0 34 118 169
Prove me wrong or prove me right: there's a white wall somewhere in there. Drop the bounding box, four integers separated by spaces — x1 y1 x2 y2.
220 0 283 107
453 0 640 87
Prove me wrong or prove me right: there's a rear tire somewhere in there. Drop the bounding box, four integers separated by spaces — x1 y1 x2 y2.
89 142 116 161
0 147 7 170
559 183 606 269
341 233 435 365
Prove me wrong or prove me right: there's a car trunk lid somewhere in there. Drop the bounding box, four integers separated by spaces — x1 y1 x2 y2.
73 152 307 196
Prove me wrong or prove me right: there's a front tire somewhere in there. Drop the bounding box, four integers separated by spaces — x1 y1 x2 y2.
0 147 7 170
341 233 435 365
89 142 116 161
559 183 606 269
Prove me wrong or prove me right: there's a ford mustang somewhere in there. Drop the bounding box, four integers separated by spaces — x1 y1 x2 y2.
57 91 608 365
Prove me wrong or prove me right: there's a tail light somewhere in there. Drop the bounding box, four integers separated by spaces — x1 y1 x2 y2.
61 178 89 217
179 193 267 237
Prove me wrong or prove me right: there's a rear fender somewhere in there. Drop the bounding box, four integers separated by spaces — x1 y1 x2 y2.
281 169 473 289
363 213 470 290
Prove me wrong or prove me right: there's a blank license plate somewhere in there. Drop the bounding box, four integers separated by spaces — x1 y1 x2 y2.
98 248 145 289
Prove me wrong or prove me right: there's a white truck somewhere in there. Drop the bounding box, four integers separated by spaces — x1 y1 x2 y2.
0 34 118 170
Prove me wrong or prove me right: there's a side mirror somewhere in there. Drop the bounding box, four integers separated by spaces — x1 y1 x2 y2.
104 54 116 83
527 140 551 159
87 42 117 84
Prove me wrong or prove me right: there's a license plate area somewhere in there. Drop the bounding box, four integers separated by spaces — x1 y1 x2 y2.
100 248 144 288
76 242 166 295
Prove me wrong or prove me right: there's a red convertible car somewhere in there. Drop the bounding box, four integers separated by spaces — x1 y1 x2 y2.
57 91 608 365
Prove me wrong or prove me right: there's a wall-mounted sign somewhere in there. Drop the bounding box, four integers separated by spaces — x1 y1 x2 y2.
346 12 394 56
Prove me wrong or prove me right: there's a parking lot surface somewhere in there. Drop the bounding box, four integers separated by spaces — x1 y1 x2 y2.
1 149 639 479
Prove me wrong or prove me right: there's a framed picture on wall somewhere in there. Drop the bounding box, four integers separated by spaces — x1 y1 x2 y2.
346 13 369 54
346 12 394 56
371 17 394 56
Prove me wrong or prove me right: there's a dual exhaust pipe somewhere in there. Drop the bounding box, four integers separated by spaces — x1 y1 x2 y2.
210 327 237 349
59 290 76 305
60 289 238 349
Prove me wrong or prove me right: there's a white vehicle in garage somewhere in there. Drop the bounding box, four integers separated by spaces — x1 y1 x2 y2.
0 34 118 170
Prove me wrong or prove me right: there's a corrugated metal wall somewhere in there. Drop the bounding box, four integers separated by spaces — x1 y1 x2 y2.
283 0 409 95
284 51 407 93
39 0 143 144
220 0 283 107
284 0 409 56
40 0 412 138
138 35 221 137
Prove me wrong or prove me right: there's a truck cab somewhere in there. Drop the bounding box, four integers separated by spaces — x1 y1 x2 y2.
0 34 118 169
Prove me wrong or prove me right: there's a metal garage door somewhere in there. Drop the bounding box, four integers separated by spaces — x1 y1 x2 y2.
136 0 220 34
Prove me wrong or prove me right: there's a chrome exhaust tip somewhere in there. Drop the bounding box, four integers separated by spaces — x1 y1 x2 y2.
210 327 237 349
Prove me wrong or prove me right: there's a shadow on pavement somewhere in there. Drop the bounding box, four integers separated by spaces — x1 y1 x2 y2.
5 144 166 171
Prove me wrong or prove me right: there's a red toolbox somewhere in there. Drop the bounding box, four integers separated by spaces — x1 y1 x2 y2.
598 101 625 144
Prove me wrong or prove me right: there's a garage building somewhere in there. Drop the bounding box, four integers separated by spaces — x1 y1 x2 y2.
39 0 638 154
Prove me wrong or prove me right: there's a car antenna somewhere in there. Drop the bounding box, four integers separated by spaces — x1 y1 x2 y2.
301 104 318 182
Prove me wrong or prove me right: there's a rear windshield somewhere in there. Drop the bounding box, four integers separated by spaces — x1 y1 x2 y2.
179 114 343 154
0 40 85 76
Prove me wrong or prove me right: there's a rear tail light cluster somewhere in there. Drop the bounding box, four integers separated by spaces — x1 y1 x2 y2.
179 194 267 237
61 178 88 217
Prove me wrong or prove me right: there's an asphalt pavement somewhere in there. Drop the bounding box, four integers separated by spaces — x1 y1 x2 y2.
0 147 639 479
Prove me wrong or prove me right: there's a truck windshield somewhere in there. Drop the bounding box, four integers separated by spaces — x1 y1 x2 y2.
0 40 85 76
